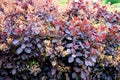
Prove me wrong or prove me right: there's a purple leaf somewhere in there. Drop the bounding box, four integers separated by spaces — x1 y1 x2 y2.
21 44 26 49
16 48 23 55
52 39 58 43
84 53 88 58
67 49 71 54
33 52 39 57
75 58 82 64
25 48 31 53
84 41 90 49
76 52 82 57
12 69 16 75
13 40 20 46
26 43 33 47
73 67 80 72
65 29 71 35
68 56 74 63
56 25 60 31
85 60 93 66
66 43 73 48
65 73 70 80
78 41 84 49
36 38 40 42
50 54 55 59
37 43 41 48
12 30 17 35
51 68 56 75
72 72 77 79
72 54 76 58
91 35 95 41
81 70 86 80
91 55 97 62
73 45 79 49
71 49 76 54
6 63 12 68
66 36 72 40
21 54 27 60
48 27 54 31
66 22 70 26
24 37 29 41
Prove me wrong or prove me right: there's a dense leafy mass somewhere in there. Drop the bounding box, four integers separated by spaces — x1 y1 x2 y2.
0 0 120 80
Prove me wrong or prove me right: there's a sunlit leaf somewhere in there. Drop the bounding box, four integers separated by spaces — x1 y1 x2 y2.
21 44 26 49
66 43 73 48
25 48 31 54
26 43 33 47
37 43 42 48
85 60 93 66
16 47 23 55
91 55 97 62
68 56 74 63
13 40 20 46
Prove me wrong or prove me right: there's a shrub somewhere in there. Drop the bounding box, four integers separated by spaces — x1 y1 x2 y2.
0 0 120 80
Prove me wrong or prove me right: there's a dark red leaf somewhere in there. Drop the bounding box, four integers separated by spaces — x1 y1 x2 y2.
22 3 28 10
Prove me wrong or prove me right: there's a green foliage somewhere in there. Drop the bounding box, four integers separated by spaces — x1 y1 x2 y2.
104 0 120 4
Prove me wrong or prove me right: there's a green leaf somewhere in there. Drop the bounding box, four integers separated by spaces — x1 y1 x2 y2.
61 0 68 6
